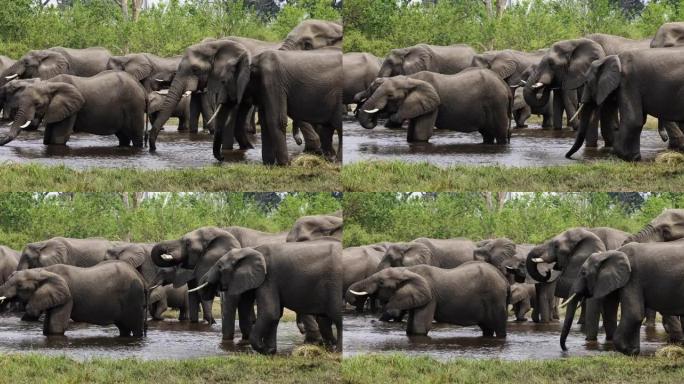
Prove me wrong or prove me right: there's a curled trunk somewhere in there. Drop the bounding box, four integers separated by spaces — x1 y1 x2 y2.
0 107 33 146
523 85 550 109
525 251 553 282
148 76 187 151
560 294 581 350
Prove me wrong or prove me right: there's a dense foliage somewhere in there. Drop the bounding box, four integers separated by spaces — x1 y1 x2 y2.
0 0 340 58
343 0 684 56
343 192 683 246
0 192 341 250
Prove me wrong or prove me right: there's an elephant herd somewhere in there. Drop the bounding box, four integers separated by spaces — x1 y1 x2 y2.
0 212 343 355
344 209 684 356
0 19 343 165
347 22 684 161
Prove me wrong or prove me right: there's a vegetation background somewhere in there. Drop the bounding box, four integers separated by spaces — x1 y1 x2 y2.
343 192 682 246
0 192 342 250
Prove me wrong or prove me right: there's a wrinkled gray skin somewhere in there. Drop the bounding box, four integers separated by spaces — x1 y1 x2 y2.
18 237 124 270
287 213 343 242
513 86 552 129
626 209 684 244
378 44 476 77
148 285 189 321
198 240 343 354
526 227 629 341
652 22 684 48
354 77 400 129
343 52 382 106
561 242 684 355
471 49 547 88
348 263 509 337
280 19 343 50
148 91 191 131
566 49 684 161
0 78 41 128
343 243 390 312
0 47 112 88
0 261 146 336
510 283 537 322
0 71 146 147
525 244 559 323
474 238 527 283
0 246 19 285
361 69 511 144
378 238 476 270
106 53 182 93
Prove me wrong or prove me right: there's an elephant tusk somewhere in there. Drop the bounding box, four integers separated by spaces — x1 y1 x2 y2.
19 121 31 129
519 80 527 86
531 258 545 263
183 91 192 97
505 265 516 270
349 290 369 296
148 284 160 290
363 108 380 114
4 74 18 80
160 254 174 261
531 82 544 89
154 78 166 82
568 104 584 123
187 282 209 293
559 293 576 308
0 296 5 302
205 104 222 126
156 89 169 95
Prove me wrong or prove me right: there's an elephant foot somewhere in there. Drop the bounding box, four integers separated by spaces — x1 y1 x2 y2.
237 338 250 345
515 317 528 322
515 125 528 129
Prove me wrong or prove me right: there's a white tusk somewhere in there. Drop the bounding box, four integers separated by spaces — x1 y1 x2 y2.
531 82 544 89
531 258 545 263
0 296 5 302
187 282 209 293
160 254 174 261
183 91 192 97
4 74 18 80
205 104 222 126
156 89 169 95
349 290 369 296
20 121 31 129
559 293 576 308
505 265 516 270
155 78 166 82
568 104 584 123
519 80 527 85
148 284 160 290
363 108 380 114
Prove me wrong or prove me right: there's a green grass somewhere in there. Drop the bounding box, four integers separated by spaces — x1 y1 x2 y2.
341 353 684 384
0 353 341 384
0 160 341 192
342 160 684 192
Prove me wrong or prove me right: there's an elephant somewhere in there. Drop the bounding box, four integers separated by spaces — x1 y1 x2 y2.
652 22 684 48
0 71 146 147
566 48 684 161
195 240 343 354
378 44 476 77
18 237 124 270
0 56 15 74
378 238 476 270
0 78 41 128
0 47 112 88
353 77 402 130
342 243 390 312
343 52 382 106
279 19 343 51
106 53 182 93
626 209 684 244
525 243 559 324
360 69 512 144
348 262 509 338
148 90 191 132
512 86 552 129
473 238 527 283
561 242 684 355
0 261 146 337
148 285 189 321
224 226 288 246
0 246 19 285
471 49 547 88
510 283 536 322
287 213 343 242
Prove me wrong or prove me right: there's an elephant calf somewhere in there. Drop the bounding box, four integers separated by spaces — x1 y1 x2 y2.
348 262 510 338
0 261 146 337
149 285 190 321
510 283 537 322
148 91 191 132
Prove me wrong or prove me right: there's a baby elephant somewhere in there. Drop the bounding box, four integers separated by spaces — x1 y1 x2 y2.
0 261 146 337
148 91 191 132
148 285 189 321
510 283 537 322
359 68 512 144
348 262 509 338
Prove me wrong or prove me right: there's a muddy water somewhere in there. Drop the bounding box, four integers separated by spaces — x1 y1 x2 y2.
0 314 303 360
343 313 668 360
0 124 307 169
343 118 666 166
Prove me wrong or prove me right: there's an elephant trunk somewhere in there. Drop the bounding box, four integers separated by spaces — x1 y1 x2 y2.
357 109 378 130
150 241 184 268
560 294 582 351
525 250 554 282
148 75 188 152
279 37 296 51
565 103 595 158
0 62 25 88
361 91 387 115
0 107 33 146
523 84 550 109
624 224 660 245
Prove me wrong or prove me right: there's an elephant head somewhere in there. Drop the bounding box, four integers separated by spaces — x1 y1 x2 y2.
651 22 684 48
523 38 604 108
525 228 606 298
17 238 71 270
378 45 433 77
148 40 251 153
106 54 154 82
472 51 520 86
0 49 69 87
0 79 40 121
280 19 343 51
474 238 525 283
0 268 71 318
150 227 241 288
360 76 440 141
560 250 631 351
0 80 85 146
353 77 389 130
347 267 432 313
377 242 432 270
286 214 343 242
148 286 168 320
625 209 684 244
195 247 267 299
104 243 157 285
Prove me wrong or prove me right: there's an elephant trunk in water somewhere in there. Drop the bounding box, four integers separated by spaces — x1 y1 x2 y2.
148 75 188 152
0 107 34 146
565 102 596 159
560 294 582 351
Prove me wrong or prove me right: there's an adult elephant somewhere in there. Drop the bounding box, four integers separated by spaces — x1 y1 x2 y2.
343 52 382 106
224 226 288 246
0 47 112 88
17 237 123 270
348 262 509 338
378 238 476 270
473 238 527 283
0 246 19 284
626 209 684 243
360 69 511 144
0 71 146 147
343 243 389 312
195 240 343 354
0 79 40 126
652 22 684 48
378 44 476 77
287 213 343 242
0 56 15 74
471 49 546 88
565 48 684 161
561 242 684 355
512 64 553 129
0 261 146 337
106 53 182 93
279 19 343 50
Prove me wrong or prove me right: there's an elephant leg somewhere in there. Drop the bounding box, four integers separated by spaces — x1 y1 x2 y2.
578 300 586 325
44 116 76 145
562 89 579 130
316 316 336 347
517 299 531 321
237 293 255 343
406 300 436 336
663 315 684 343
187 289 200 323
258 82 289 165
602 293 619 341
298 313 323 343
201 299 215 324
43 301 72 336
319 124 337 160
644 308 656 327
407 112 437 142
663 121 684 150
178 297 189 321
298 122 322 154
200 93 215 134
552 297 560 320
115 131 132 147
584 109 600 148
535 283 552 323
188 93 202 133
221 293 237 341
552 89 564 130
233 103 255 150
599 101 618 148
614 287 645 355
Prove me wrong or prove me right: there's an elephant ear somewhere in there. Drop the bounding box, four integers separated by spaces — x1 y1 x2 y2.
119 246 147 269
403 45 431 75
38 240 69 266
596 55 621 105
589 251 631 299
125 56 154 81
173 268 194 288
228 249 267 296
37 51 69 80
490 56 518 81
398 78 440 120
473 240 492 262
402 242 432 266
386 269 433 311
564 39 604 90
25 270 71 316
45 83 85 123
